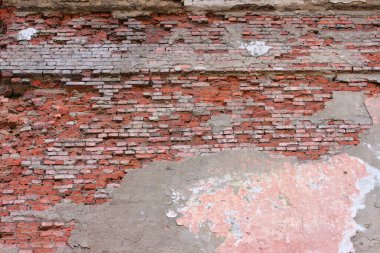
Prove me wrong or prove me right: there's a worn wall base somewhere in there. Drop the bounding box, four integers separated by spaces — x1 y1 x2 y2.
34 150 379 253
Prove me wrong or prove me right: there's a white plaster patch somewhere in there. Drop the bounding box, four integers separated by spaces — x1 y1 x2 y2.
224 210 243 244
17 28 38 41
240 41 272 57
166 209 178 218
170 189 185 204
173 173 261 218
338 160 380 253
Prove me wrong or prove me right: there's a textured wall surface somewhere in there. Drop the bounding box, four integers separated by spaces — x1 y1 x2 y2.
0 1 380 253
3 0 380 12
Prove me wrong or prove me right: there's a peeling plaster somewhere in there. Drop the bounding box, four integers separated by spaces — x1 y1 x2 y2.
16 93 380 252
346 94 380 251
17 28 38 41
175 154 371 253
35 150 378 253
339 162 380 253
1 4 380 253
240 41 272 57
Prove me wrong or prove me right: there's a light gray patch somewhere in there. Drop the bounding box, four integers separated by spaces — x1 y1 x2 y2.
112 11 152 18
208 114 234 133
224 24 244 48
225 25 272 57
301 50 364 66
336 74 380 84
347 95 380 168
168 28 191 44
36 150 290 253
56 247 89 253
307 91 372 125
351 186 380 253
347 94 380 250
34 202 92 223
319 31 379 42
1 249 19 253
225 26 272 57
347 128 380 169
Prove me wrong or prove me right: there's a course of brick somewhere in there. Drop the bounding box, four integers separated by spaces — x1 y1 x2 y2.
1 6 380 253
0 9 379 74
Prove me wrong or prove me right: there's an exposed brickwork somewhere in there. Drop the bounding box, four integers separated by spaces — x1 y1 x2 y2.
1 72 380 251
0 10 379 74
1 6 380 253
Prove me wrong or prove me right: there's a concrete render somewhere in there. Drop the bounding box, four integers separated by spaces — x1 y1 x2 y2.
307 91 372 125
33 94 380 253
351 186 380 253
346 95 380 252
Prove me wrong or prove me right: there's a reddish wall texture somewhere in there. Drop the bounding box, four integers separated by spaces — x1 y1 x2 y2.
1 4 380 253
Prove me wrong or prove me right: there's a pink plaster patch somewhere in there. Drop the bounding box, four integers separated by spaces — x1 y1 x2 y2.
176 154 367 253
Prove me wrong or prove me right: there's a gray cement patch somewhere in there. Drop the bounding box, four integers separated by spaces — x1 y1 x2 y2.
351 186 380 253
306 91 372 125
336 73 380 84
347 94 380 169
207 114 234 133
37 150 288 253
35 146 380 253
347 127 380 168
346 95 380 252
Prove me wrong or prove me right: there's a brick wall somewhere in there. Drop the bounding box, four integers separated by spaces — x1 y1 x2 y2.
1 6 380 253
